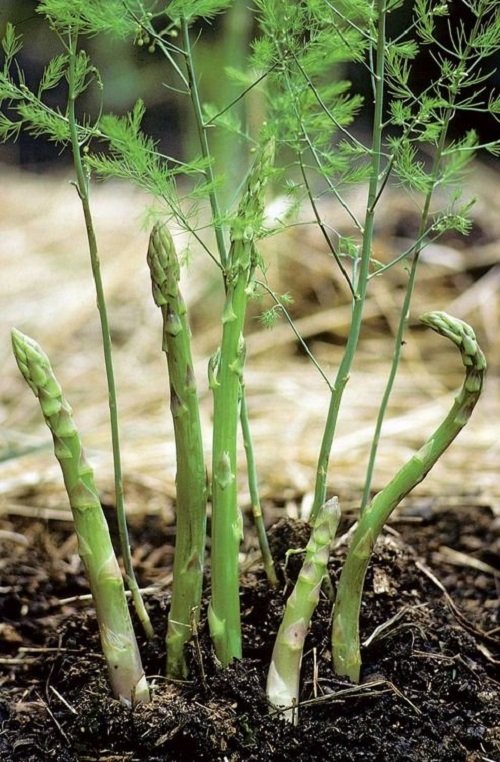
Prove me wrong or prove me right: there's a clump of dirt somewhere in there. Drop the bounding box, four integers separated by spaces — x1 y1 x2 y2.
0 505 498 761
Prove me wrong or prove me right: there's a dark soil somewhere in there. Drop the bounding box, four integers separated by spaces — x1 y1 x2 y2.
0 502 498 762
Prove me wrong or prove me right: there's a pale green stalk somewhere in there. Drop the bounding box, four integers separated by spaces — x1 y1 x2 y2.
66 36 153 639
267 497 341 724
309 0 387 523
11 329 149 706
332 313 486 682
208 139 275 666
240 384 278 587
147 224 207 680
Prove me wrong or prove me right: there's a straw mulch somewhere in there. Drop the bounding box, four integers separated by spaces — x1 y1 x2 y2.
1 165 499 526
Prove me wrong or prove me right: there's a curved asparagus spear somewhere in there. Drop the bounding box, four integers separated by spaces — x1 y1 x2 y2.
267 497 341 724
11 329 149 705
332 312 486 682
209 139 275 666
147 224 207 680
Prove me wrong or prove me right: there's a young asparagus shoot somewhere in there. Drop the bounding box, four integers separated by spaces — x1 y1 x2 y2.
267 497 341 724
147 223 207 680
11 329 149 706
332 313 486 682
208 138 275 667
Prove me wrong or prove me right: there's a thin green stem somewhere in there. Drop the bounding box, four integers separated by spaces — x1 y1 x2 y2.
255 279 333 389
360 4 487 510
332 313 486 682
239 385 278 587
66 35 153 639
298 157 355 296
309 0 387 524
181 16 228 269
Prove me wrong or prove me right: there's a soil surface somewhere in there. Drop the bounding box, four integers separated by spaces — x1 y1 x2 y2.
0 502 498 762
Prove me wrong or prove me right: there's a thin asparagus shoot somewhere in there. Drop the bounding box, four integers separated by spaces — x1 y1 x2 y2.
147 224 207 680
209 138 275 667
66 35 153 639
332 313 486 682
267 497 341 724
11 329 149 706
240 383 278 587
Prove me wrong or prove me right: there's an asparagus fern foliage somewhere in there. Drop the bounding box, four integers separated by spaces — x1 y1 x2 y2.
3 0 498 718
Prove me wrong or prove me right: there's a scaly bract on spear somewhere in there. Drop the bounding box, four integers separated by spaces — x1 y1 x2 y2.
11 329 149 705
267 497 341 724
147 224 207 680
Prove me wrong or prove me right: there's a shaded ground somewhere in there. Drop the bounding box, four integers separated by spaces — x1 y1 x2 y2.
0 503 498 761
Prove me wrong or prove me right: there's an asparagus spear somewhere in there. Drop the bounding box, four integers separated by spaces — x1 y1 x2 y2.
332 312 486 682
147 224 207 680
209 139 275 667
11 329 149 705
267 497 341 724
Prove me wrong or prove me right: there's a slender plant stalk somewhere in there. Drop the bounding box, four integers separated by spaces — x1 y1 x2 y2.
360 5 489 511
332 312 486 682
240 384 278 587
11 329 150 705
147 224 207 680
209 139 275 666
181 16 228 268
66 35 153 639
267 497 341 724
309 0 387 523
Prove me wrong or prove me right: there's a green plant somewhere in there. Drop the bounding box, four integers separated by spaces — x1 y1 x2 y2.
2 0 497 722
11 330 149 706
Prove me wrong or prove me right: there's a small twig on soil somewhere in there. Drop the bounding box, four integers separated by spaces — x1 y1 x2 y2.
313 647 319 699
269 678 390 716
437 546 499 577
362 604 427 647
475 643 500 665
18 646 86 655
416 561 500 648
0 657 37 665
49 686 78 715
37 692 70 744
386 679 422 716
0 529 29 545
55 584 166 607
191 607 207 691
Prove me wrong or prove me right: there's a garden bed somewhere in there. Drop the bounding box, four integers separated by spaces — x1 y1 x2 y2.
0 501 498 761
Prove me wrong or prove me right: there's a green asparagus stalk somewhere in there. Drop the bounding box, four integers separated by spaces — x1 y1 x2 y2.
332 312 486 682
147 224 208 680
208 139 275 667
267 497 341 724
11 329 149 705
